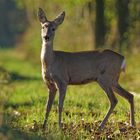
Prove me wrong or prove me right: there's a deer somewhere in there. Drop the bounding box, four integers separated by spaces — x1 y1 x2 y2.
38 8 135 130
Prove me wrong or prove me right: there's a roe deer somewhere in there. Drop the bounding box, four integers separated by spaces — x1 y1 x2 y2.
38 8 135 130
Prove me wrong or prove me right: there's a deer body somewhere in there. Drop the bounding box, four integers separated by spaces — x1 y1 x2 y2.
41 48 124 85
38 8 135 130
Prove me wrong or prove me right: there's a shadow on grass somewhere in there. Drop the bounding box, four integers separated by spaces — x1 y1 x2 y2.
3 96 47 110
0 113 63 140
0 124 46 140
4 101 34 109
0 66 41 84
9 72 41 82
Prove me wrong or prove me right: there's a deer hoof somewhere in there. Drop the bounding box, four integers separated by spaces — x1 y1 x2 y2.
42 124 46 130
59 123 63 129
99 123 105 131
42 120 47 130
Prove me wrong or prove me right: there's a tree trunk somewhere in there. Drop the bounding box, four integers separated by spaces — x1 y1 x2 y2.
88 0 95 48
116 0 130 52
88 0 106 48
95 0 106 48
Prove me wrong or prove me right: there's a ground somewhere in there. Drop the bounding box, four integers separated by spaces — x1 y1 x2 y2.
0 49 140 139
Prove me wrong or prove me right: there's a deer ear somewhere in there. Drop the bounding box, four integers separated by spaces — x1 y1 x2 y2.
38 8 48 24
54 11 65 26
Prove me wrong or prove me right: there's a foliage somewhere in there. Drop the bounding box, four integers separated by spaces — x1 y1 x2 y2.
0 0 140 53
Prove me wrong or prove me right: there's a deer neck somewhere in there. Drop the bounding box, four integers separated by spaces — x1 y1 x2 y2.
41 40 54 67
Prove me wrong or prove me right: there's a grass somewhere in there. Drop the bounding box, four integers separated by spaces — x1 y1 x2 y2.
0 49 140 139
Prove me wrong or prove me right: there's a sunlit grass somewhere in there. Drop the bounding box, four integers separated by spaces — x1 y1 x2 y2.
0 49 140 139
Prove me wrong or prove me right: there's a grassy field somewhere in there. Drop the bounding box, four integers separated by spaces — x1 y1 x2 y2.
0 49 140 139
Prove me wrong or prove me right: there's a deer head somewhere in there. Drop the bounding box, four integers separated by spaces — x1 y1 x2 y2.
38 8 65 42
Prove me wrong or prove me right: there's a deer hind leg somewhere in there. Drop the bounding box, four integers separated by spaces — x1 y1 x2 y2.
112 84 135 127
98 80 118 130
43 83 57 129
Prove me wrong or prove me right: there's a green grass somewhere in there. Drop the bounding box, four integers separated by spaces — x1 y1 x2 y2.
0 49 140 139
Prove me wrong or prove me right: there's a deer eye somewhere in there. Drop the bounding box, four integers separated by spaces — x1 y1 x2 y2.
52 28 55 31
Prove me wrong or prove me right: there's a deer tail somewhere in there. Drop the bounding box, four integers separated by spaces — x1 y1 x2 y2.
121 59 126 72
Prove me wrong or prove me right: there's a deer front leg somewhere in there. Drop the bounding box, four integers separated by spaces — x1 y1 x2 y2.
98 81 118 130
57 82 67 128
113 84 135 127
43 84 57 129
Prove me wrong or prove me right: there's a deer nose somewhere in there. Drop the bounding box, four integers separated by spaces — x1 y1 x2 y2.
44 36 49 41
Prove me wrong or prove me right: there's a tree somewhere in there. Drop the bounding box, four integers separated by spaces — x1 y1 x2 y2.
95 0 106 48
116 0 130 52
88 0 106 48
0 0 27 47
